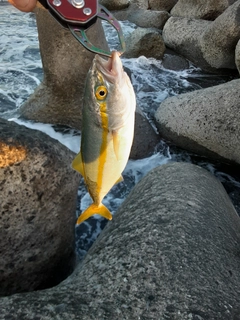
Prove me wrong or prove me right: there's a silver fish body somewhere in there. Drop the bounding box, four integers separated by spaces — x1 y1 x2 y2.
72 52 136 224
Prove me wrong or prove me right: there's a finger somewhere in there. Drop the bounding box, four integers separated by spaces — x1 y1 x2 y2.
8 0 37 12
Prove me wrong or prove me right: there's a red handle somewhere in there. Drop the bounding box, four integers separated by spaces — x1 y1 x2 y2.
47 0 98 25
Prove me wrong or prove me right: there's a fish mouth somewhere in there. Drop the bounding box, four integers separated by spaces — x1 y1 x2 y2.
95 51 124 84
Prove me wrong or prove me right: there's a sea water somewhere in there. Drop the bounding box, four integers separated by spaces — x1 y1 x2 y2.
1 4 240 259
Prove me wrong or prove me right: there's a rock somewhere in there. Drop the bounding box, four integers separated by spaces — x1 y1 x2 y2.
162 51 190 71
162 17 214 71
235 39 240 73
200 0 240 69
154 79 240 165
123 27 166 59
99 0 129 10
130 0 149 10
171 0 237 20
0 118 80 297
149 0 178 12
0 162 240 319
127 8 170 29
130 112 159 159
19 7 109 129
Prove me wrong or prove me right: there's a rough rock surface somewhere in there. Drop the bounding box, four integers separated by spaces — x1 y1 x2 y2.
130 0 149 9
235 39 240 73
149 0 178 12
99 0 129 10
0 162 240 319
127 8 170 29
123 27 166 59
162 17 213 71
171 0 237 20
130 112 159 159
19 7 108 129
154 79 240 165
0 118 79 297
162 51 190 71
200 0 240 69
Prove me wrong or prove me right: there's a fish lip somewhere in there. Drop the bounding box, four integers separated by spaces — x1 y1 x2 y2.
95 51 123 84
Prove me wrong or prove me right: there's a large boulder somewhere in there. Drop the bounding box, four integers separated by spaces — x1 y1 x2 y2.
200 0 240 69
149 0 178 12
127 8 170 29
171 0 237 20
19 7 108 129
154 79 240 165
163 17 215 71
0 162 240 319
235 39 240 73
129 0 149 9
99 0 129 10
123 27 166 59
0 118 80 297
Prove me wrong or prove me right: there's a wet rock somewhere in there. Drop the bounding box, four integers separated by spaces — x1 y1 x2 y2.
162 17 213 72
200 0 240 69
0 118 79 297
123 27 166 59
127 8 170 29
0 162 240 319
130 112 159 159
19 7 108 129
154 79 240 165
171 0 237 20
235 39 240 73
149 0 178 12
162 52 190 71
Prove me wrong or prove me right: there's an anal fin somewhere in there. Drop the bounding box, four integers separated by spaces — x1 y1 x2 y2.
115 175 123 185
72 152 85 178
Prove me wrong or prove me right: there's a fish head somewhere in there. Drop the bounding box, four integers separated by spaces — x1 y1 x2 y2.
85 51 136 131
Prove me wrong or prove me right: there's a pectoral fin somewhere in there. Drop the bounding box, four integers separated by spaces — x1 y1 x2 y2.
76 203 112 225
72 152 85 178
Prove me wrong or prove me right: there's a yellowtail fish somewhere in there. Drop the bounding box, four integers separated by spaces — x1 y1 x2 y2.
72 51 136 225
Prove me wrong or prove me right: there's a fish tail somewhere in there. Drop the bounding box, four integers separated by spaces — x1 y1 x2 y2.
76 203 112 225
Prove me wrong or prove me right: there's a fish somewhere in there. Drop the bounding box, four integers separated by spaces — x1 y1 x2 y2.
72 51 136 225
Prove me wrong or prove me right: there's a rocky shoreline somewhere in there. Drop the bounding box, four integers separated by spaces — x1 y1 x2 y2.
1 1 240 319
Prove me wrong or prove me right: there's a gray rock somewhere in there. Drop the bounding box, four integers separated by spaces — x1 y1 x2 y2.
123 27 166 59
235 39 240 73
200 0 240 69
162 17 214 71
171 0 237 20
154 79 240 165
19 7 109 129
130 0 149 10
149 0 178 12
130 111 159 159
0 118 79 297
127 8 170 29
162 52 190 71
0 162 240 319
99 0 129 10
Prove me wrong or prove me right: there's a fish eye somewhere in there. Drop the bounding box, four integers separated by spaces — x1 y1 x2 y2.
95 86 108 101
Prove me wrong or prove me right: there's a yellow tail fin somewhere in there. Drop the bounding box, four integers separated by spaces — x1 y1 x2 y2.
76 203 112 225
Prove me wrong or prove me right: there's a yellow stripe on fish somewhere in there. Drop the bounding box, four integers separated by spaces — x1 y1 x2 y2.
72 51 136 225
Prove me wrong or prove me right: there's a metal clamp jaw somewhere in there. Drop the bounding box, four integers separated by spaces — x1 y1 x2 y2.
38 0 126 57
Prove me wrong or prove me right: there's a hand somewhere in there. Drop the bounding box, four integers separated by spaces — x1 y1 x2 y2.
8 0 37 12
